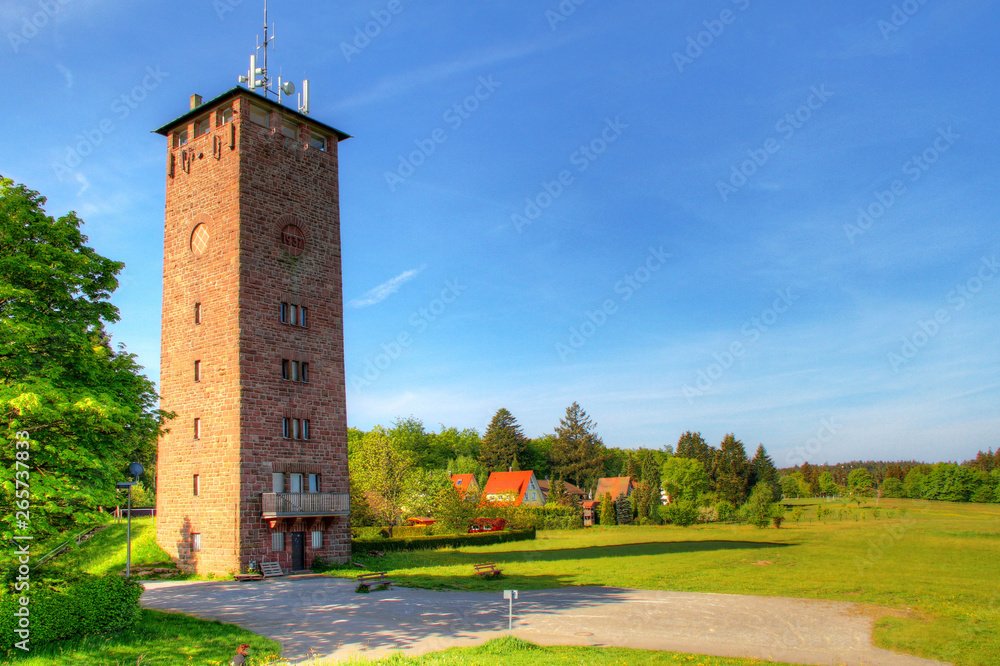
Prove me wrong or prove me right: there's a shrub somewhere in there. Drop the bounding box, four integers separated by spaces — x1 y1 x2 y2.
0 574 143 651
350 526 389 539
714 500 737 523
352 528 535 554
790 507 804 522
742 481 775 529
659 501 699 527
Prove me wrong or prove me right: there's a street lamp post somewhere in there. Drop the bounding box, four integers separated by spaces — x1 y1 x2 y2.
116 462 145 578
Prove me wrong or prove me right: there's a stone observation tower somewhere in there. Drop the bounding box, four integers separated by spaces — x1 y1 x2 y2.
152 23 352 574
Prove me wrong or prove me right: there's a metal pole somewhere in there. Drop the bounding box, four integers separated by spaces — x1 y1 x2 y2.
126 485 132 577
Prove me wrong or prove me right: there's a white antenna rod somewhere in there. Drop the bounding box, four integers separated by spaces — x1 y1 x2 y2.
237 1 312 110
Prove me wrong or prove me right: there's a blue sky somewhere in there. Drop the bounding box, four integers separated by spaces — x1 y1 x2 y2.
2 0 998 466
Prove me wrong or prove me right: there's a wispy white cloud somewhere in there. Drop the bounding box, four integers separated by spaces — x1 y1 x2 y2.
56 63 73 88
349 266 424 308
329 38 564 111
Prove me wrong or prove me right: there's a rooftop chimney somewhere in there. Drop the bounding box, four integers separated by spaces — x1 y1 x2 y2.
190 94 203 110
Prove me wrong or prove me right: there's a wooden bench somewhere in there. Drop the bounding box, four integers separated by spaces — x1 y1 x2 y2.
357 571 394 591
233 572 264 582
260 561 284 578
474 562 503 578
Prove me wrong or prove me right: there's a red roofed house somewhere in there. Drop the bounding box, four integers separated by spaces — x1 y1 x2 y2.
482 471 544 507
594 476 634 502
450 473 480 497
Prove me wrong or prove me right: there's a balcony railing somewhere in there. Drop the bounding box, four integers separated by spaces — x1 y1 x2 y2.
261 492 350 518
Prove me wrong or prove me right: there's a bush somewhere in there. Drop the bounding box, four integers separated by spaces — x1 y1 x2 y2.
350 526 389 539
352 528 535 554
742 481 776 529
0 574 143 651
542 514 583 530
714 500 737 523
659 501 699 527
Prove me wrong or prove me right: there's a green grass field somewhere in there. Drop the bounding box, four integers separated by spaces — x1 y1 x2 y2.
10 499 998 665
337 499 1000 666
41 517 179 577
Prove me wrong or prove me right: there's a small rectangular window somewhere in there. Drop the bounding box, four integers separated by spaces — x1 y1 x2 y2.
194 302 202 324
290 473 303 494
194 360 201 382
299 306 308 327
301 362 309 383
281 119 298 139
195 116 210 137
271 531 284 551
216 106 233 126
272 472 284 493
173 128 189 148
282 418 290 439
309 133 327 152
291 361 299 382
291 418 300 440
249 105 269 128
302 420 310 441
311 530 323 548
280 302 288 324
308 474 319 493
193 474 200 496
289 304 298 326
191 533 201 552
193 418 201 440
281 359 289 380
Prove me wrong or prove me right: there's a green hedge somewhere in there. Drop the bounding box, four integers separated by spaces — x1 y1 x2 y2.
0 574 143 651
353 528 535 554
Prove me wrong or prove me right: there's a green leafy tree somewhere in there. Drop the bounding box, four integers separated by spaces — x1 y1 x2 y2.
446 453 487 489
818 471 838 497
478 408 529 472
659 501 699 527
881 477 904 498
714 434 750 506
0 177 171 544
615 493 632 525
547 477 567 507
550 402 610 488
903 466 927 499
349 426 414 525
432 483 479 534
524 434 554 478
675 431 713 468
425 425 480 469
402 468 451 518
779 474 801 498
743 481 776 528
847 468 874 506
661 456 709 503
599 491 615 525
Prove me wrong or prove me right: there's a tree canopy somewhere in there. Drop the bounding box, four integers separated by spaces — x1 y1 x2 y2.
477 408 529 472
0 176 170 543
550 402 609 489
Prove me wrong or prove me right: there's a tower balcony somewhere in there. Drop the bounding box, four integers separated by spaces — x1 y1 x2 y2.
261 492 350 519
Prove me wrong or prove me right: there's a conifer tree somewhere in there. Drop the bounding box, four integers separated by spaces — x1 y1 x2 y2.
477 408 528 472
599 491 615 525
550 402 610 488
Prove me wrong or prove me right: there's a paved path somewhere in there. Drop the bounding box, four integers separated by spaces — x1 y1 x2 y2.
140 576 947 665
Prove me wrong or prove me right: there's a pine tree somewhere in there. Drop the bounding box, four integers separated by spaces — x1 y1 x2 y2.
714 434 750 506
548 477 567 506
477 408 528 472
615 493 631 525
749 444 779 501
550 402 610 488
599 491 615 525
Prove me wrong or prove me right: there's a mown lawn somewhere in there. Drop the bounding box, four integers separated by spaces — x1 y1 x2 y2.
0 609 281 666
336 499 1000 666
326 636 793 666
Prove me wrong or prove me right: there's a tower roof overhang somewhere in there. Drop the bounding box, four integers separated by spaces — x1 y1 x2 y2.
152 86 351 141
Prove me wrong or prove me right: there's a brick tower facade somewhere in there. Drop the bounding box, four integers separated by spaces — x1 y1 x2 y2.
154 89 351 575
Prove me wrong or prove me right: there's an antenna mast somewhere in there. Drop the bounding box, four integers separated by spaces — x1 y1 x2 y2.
238 0 311 113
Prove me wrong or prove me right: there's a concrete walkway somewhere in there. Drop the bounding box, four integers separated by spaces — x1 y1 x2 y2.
140 576 947 665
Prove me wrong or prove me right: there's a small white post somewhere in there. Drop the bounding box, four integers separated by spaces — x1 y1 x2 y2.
503 590 518 632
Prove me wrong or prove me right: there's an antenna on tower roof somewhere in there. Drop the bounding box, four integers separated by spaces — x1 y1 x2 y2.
237 0 311 114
